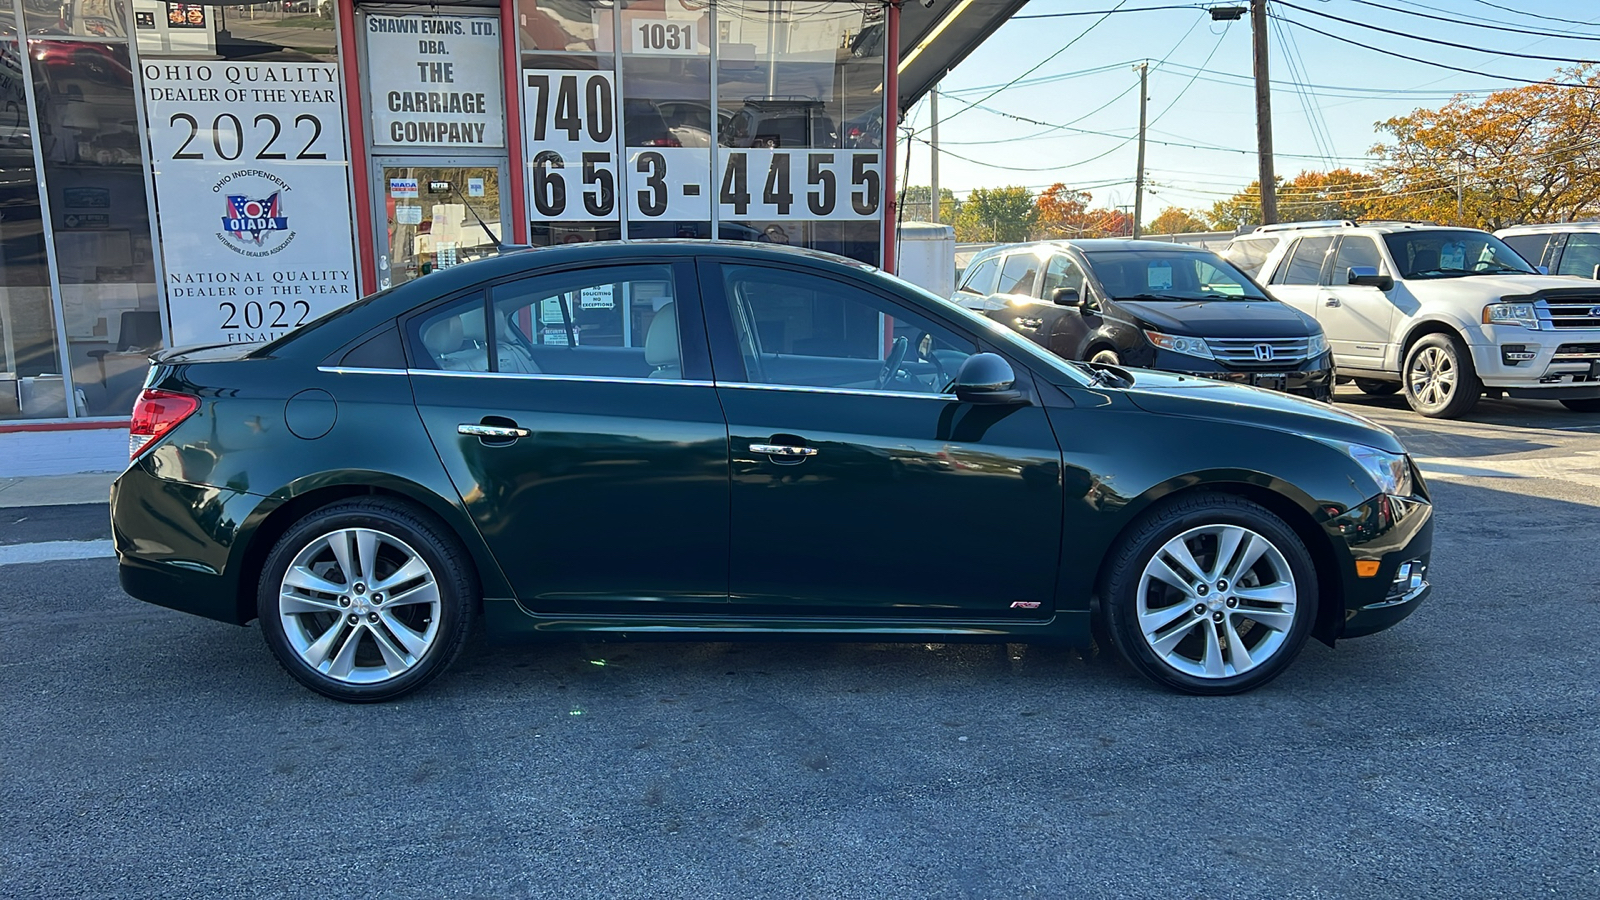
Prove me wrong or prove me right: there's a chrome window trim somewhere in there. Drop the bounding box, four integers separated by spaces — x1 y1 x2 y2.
317 366 410 376
716 382 958 401
404 369 716 387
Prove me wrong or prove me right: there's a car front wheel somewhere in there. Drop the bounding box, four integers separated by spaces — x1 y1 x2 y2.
1102 493 1318 694
258 498 475 702
1403 333 1480 418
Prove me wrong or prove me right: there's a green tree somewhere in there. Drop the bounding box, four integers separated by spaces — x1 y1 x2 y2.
954 186 1038 242
900 186 961 223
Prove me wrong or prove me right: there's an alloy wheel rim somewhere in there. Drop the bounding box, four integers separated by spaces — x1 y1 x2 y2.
1408 346 1455 409
1135 524 1298 679
278 528 441 685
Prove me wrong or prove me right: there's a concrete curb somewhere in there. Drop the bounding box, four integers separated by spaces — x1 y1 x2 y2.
0 473 118 509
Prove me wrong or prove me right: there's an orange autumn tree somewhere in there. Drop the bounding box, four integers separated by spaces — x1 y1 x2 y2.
1147 207 1210 235
1210 169 1383 231
1371 64 1600 228
1033 183 1133 238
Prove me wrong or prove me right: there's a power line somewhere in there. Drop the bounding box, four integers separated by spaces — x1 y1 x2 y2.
918 0 1133 135
1463 0 1600 29
1338 0 1600 42
1270 11 1600 87
1013 4 1201 20
1274 0 1600 65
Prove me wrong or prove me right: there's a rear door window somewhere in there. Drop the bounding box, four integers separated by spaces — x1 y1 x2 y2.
1501 233 1552 268
996 253 1039 296
1273 235 1335 285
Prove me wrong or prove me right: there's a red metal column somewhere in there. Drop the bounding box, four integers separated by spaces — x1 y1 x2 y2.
881 0 900 273
502 0 528 244
337 0 377 293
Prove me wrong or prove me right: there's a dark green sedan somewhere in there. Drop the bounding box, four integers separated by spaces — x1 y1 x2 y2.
112 241 1433 701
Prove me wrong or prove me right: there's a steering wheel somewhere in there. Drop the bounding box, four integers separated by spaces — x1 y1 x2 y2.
877 336 909 389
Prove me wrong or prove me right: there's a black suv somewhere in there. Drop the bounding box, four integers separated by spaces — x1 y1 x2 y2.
953 239 1334 400
719 97 839 148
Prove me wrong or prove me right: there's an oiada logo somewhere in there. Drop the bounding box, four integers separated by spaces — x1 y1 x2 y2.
216 175 294 256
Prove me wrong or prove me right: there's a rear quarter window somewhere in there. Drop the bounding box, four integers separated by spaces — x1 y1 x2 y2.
1225 238 1278 279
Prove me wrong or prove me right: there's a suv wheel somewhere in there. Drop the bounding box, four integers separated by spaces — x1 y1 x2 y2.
1403 333 1480 418
1354 378 1400 396
1561 398 1600 413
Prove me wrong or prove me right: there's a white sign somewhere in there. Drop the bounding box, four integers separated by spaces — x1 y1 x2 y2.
717 149 882 221
523 69 619 222
627 146 709 221
580 285 614 309
367 14 504 149
467 176 485 197
396 205 422 225
142 60 359 346
625 17 702 56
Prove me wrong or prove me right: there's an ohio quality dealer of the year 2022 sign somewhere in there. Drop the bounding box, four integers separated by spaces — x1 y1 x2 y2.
366 13 504 148
143 61 359 346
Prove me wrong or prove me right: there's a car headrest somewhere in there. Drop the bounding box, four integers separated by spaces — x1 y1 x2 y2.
644 303 678 367
422 316 463 362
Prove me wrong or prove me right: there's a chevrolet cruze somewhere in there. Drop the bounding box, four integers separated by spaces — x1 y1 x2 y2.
112 242 1433 701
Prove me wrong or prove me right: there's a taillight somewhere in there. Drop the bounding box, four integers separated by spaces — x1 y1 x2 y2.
129 389 199 459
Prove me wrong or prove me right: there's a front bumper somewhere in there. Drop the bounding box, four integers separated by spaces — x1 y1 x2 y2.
1326 491 1435 639
1469 331 1600 397
1150 349 1336 400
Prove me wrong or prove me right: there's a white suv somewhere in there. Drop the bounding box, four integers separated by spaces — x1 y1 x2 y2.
1239 221 1600 418
1496 222 1600 281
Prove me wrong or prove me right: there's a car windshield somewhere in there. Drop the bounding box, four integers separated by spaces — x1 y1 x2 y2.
1382 230 1537 279
1080 249 1271 301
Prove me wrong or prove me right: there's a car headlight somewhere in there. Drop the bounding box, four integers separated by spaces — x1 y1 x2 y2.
1319 439 1413 496
1482 302 1539 330
1144 330 1214 359
1306 331 1328 358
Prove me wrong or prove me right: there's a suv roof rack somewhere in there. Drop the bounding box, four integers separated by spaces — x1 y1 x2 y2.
1354 219 1439 227
1251 220 1355 233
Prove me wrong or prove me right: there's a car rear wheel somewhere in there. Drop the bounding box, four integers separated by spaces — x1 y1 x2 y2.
1355 378 1400 396
1101 493 1317 695
258 498 475 702
1403 333 1480 418
1560 398 1600 412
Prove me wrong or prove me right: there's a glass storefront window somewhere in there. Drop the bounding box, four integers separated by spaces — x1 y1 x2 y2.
620 0 711 240
0 28 64 418
715 0 884 264
31 38 159 417
133 0 337 62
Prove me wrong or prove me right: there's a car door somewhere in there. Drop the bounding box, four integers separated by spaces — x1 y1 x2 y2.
406 260 731 616
1037 252 1092 358
1319 235 1396 370
698 258 1065 619
1553 232 1600 280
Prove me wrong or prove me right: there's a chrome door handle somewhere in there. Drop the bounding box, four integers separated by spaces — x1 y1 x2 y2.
750 443 817 458
1324 297 1341 307
459 424 530 438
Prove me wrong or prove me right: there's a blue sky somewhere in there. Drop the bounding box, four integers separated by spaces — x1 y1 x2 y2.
900 0 1600 220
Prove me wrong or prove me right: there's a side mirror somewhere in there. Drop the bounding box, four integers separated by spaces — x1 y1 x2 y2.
1348 266 1394 291
1050 287 1079 306
952 353 1027 405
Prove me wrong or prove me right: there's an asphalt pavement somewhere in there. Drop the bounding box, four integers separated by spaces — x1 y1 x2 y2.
2 388 1597 898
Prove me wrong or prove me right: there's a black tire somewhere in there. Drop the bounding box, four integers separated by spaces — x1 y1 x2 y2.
1402 333 1481 419
1100 493 1318 695
1090 348 1121 366
258 498 476 702
1560 398 1600 413
1354 378 1400 396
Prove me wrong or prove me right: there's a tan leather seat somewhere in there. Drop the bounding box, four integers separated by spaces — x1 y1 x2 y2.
644 303 679 379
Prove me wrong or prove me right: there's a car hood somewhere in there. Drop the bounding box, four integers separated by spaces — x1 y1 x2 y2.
1114 298 1317 337
1119 369 1406 453
1404 273 1599 299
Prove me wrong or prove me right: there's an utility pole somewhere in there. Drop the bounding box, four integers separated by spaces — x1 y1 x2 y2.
1251 0 1277 224
929 84 941 224
1132 62 1148 239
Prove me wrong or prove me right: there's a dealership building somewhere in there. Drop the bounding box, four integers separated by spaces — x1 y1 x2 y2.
0 0 1017 472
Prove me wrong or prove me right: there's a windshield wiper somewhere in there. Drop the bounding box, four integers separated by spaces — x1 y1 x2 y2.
1073 359 1134 388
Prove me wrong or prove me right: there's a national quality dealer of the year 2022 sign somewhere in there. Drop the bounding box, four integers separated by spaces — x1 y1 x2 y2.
142 61 359 346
